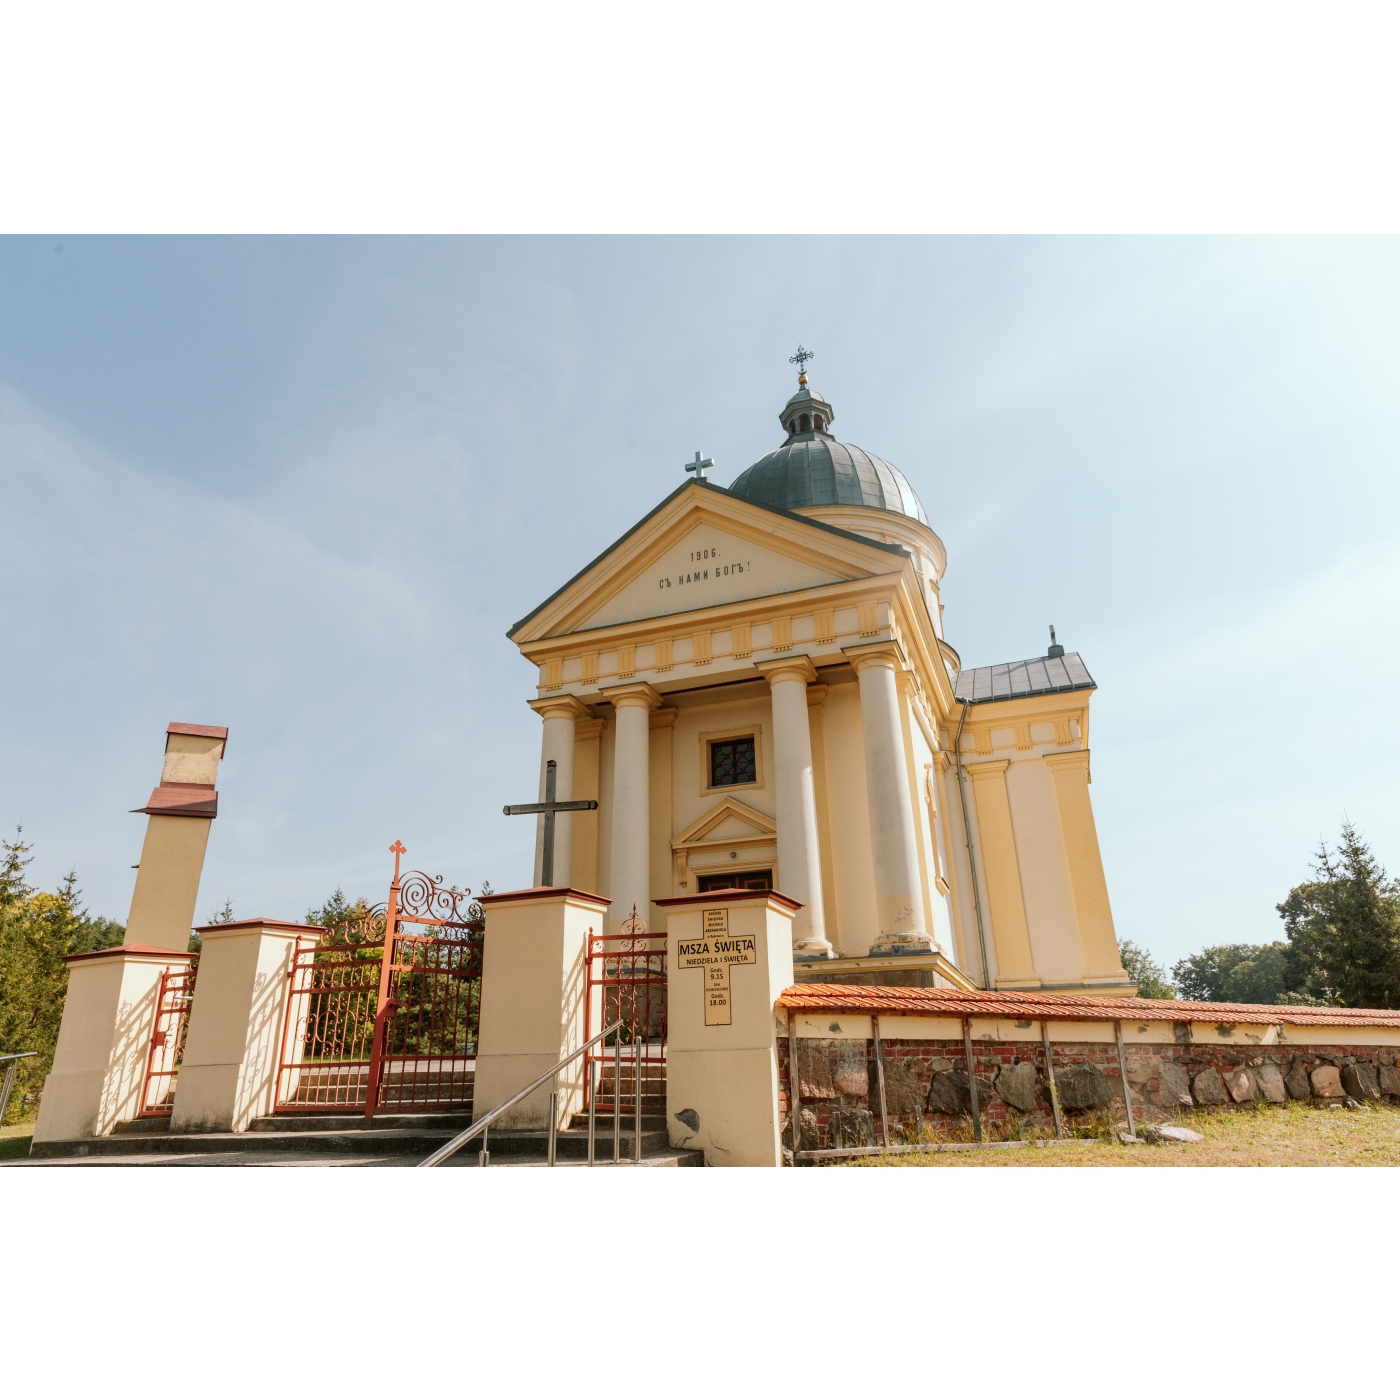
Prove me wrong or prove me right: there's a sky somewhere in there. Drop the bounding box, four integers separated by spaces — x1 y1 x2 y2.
2 235 1397 971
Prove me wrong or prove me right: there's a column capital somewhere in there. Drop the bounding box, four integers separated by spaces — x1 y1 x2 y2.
649 706 680 730
575 716 608 741
1042 749 1090 775
966 759 1011 780
600 681 663 711
527 695 594 723
756 656 818 687
806 683 829 707
842 640 905 675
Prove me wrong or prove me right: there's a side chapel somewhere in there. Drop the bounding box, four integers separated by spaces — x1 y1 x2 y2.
508 363 1132 996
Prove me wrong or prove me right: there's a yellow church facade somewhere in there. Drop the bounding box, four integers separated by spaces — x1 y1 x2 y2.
509 371 1132 997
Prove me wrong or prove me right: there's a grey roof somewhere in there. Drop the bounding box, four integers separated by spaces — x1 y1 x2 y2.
728 437 930 526
954 651 1096 704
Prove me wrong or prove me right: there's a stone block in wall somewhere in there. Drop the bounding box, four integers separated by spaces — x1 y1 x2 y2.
995 1061 1039 1114
877 1060 925 1116
1050 1062 1114 1113
828 1106 877 1147
796 1048 836 1100
1125 1062 1154 1089
1157 1062 1193 1107
926 1070 995 1116
832 1052 868 1099
1310 1065 1344 1099
1285 1058 1313 1101
1255 1064 1287 1103
1223 1068 1258 1103
782 1108 820 1153
1191 1068 1227 1105
1342 1063 1380 1102
1379 1065 1400 1098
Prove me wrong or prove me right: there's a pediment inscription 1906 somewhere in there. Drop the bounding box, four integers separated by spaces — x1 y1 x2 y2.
659 545 753 591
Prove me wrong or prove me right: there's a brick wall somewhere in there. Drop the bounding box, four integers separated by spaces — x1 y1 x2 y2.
777 1035 1400 1150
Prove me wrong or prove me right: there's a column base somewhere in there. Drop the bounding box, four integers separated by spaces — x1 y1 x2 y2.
869 932 937 957
792 937 836 961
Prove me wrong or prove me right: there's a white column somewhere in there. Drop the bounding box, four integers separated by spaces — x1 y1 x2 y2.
600 682 661 933
848 645 934 955
527 696 592 887
757 658 833 959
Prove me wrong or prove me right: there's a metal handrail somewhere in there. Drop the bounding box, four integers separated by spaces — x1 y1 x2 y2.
418 1020 649 1168
0 1051 37 1127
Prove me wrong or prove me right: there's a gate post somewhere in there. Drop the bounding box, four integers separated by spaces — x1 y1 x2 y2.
170 919 323 1133
655 889 798 1167
33 719 225 1143
473 887 610 1132
32 945 196 1141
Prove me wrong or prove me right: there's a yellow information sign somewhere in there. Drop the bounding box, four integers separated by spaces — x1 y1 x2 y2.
677 908 757 1026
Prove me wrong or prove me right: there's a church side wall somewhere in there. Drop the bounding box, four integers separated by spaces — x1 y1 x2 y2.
821 680 878 958
939 750 998 987
1003 757 1085 986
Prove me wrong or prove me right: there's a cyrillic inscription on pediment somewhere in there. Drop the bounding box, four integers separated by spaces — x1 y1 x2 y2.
578 526 848 632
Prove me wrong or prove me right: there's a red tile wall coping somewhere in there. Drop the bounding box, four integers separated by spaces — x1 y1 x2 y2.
777 984 1400 1029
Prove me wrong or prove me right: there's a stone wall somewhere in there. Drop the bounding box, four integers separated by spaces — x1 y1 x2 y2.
777 1036 1400 1151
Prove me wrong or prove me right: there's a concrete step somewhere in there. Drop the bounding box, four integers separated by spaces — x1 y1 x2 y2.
474 1127 673 1159
568 1112 667 1131
249 1112 473 1133
28 1124 674 1162
29 1128 465 1159
8 1145 705 1168
112 1117 171 1135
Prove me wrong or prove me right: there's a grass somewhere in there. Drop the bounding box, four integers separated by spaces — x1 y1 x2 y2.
843 1100 1400 1167
0 1121 35 1162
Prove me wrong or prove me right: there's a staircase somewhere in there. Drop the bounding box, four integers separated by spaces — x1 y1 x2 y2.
23 1058 699 1166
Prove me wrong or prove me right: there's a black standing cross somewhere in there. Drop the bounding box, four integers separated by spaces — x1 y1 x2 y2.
503 759 598 886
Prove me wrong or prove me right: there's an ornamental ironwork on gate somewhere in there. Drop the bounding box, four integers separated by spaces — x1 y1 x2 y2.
138 958 198 1117
582 908 666 1116
273 843 483 1117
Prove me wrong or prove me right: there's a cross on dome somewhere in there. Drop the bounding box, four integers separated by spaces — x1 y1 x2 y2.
788 343 815 385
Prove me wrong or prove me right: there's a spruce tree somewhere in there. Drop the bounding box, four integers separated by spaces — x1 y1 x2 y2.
1278 821 1400 1009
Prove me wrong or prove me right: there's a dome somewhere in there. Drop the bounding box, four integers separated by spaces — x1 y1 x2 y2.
726 370 930 527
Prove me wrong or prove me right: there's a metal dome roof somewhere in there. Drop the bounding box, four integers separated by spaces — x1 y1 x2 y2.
728 438 929 526
727 368 929 526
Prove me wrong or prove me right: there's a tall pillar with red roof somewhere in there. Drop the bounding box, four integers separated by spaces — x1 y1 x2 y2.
32 722 227 1142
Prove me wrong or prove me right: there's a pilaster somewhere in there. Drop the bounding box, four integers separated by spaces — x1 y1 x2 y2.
966 760 1039 988
1043 750 1127 984
171 919 319 1133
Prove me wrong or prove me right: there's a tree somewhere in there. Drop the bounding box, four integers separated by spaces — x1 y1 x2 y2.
1278 821 1400 1009
1119 939 1175 1000
0 829 126 1126
1173 942 1288 1004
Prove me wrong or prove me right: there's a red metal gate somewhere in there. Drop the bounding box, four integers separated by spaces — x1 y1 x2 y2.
138 959 197 1117
274 843 483 1116
583 913 666 1114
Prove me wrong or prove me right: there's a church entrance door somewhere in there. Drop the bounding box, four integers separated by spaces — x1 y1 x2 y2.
273 845 484 1118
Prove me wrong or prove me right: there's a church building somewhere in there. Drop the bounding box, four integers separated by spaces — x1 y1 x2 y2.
508 362 1132 997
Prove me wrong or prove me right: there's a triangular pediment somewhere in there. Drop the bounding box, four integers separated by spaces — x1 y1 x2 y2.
509 481 905 643
673 796 777 849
